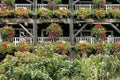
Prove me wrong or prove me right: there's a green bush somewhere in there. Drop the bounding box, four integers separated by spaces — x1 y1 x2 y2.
0 42 16 55
0 74 8 80
17 41 32 52
33 42 54 57
1 52 120 80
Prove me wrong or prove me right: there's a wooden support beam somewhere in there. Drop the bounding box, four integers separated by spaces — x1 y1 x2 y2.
116 0 120 3
73 0 80 5
19 23 33 38
110 23 120 34
74 23 88 37
26 0 33 4
33 0 38 45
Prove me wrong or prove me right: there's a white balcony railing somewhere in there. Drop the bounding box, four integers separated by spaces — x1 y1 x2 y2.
13 37 120 45
106 4 120 10
15 4 32 10
75 4 93 10
0 3 117 11
37 4 69 9
13 4 120 11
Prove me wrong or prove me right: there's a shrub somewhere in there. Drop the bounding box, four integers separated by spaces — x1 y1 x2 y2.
74 42 91 57
1 53 120 80
0 42 16 62
0 74 8 80
0 42 16 55
114 42 120 53
54 41 71 55
33 42 54 57
17 41 32 52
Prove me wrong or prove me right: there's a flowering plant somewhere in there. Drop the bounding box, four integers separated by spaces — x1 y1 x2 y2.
0 42 16 55
0 25 15 41
74 42 91 56
0 8 13 17
54 41 70 55
17 41 32 52
91 24 106 40
107 8 120 19
74 8 90 19
0 0 15 7
53 7 71 18
46 23 63 40
36 8 51 18
15 8 33 18
93 9 106 20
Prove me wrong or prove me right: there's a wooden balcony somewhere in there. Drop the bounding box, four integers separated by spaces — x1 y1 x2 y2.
12 37 120 45
13 4 120 11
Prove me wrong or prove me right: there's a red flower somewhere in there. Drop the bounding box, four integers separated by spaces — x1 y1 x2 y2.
96 24 103 28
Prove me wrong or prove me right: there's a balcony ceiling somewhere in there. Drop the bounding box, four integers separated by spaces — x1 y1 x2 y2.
14 0 120 4
77 0 119 4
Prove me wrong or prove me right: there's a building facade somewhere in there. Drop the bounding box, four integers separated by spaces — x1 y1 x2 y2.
1 0 120 44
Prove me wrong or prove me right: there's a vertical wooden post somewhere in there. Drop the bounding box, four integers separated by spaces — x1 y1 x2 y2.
33 0 38 45
69 0 75 60
69 0 74 46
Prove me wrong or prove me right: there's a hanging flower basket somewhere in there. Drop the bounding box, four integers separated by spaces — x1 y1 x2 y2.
53 7 71 18
0 25 15 41
15 8 33 18
74 8 90 20
93 9 106 20
91 24 106 41
46 23 63 41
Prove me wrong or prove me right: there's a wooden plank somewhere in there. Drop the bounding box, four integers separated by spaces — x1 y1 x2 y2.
110 23 120 34
74 23 88 37
19 23 33 38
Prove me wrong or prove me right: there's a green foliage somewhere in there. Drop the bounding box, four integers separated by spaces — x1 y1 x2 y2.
0 25 15 42
92 0 103 8
46 23 63 40
0 42 16 55
74 8 90 20
15 8 33 18
0 74 8 80
53 8 71 18
36 8 52 18
53 0 61 3
53 41 71 55
17 41 32 52
33 42 54 57
4 0 15 7
0 0 15 7
1 51 120 80
43 0 61 3
93 9 106 20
